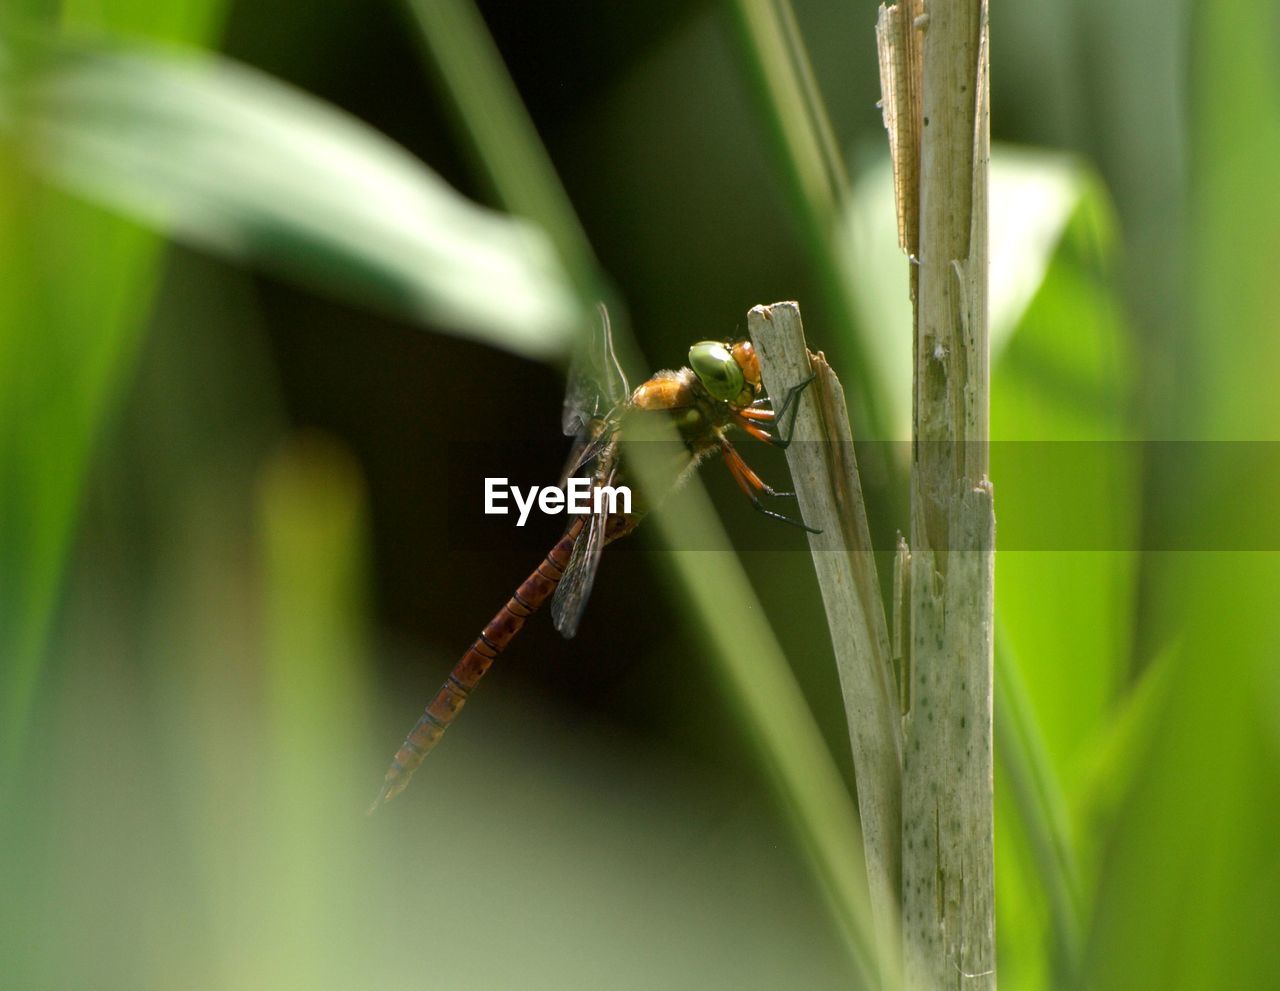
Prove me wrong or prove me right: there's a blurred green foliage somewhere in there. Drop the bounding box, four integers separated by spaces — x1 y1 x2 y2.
2 1 1279 989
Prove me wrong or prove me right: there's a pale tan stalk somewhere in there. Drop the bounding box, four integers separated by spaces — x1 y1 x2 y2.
878 0 997 986
749 302 902 987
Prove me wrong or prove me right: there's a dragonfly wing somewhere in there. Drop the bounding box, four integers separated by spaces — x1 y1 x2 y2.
557 422 619 490
550 483 610 640
552 305 628 635
562 303 630 437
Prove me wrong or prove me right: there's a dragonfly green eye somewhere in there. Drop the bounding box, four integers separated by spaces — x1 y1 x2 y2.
689 341 746 402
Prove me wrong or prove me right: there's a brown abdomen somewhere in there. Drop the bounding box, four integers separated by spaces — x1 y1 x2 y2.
368 517 585 811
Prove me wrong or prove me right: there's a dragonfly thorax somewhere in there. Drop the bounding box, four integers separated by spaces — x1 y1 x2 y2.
629 367 699 413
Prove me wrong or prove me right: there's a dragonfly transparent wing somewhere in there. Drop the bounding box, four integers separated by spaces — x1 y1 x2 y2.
550 466 614 639
562 303 630 438
558 420 617 489
552 305 628 635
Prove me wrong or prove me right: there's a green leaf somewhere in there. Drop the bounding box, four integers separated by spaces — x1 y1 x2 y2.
7 37 583 360
910 150 1135 987
1083 1 1280 987
1072 639 1177 846
995 631 1085 990
0 9 228 771
990 176 1136 762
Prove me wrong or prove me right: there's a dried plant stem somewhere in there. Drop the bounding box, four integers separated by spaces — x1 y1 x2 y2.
882 0 997 987
749 302 902 985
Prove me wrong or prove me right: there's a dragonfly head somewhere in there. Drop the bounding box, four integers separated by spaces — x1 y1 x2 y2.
689 339 761 405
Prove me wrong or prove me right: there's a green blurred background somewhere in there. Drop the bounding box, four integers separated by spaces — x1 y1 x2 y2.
2 1 1278 988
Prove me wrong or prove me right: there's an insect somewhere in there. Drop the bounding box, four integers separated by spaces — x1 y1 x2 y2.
368 306 814 812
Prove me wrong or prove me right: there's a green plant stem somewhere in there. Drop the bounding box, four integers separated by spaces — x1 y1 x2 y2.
0 2 230 774
724 0 889 443
995 633 1083 985
402 0 602 308
624 408 879 984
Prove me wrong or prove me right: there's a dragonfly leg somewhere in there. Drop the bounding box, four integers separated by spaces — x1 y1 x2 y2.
721 439 820 533
737 419 775 444
769 372 816 449
734 373 815 449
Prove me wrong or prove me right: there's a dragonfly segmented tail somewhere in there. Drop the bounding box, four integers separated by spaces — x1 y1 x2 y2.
368 517 587 814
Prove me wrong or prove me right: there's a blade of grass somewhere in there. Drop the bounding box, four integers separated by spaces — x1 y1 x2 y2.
724 0 888 442
401 0 602 306
0 5 227 773
1082 2 1280 984
994 631 1084 986
624 410 879 985
726 0 846 222
256 434 374 987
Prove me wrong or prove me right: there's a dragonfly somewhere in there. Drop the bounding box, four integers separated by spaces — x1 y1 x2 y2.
368 306 814 812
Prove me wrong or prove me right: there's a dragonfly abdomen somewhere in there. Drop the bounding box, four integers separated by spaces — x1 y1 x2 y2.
368 518 586 813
